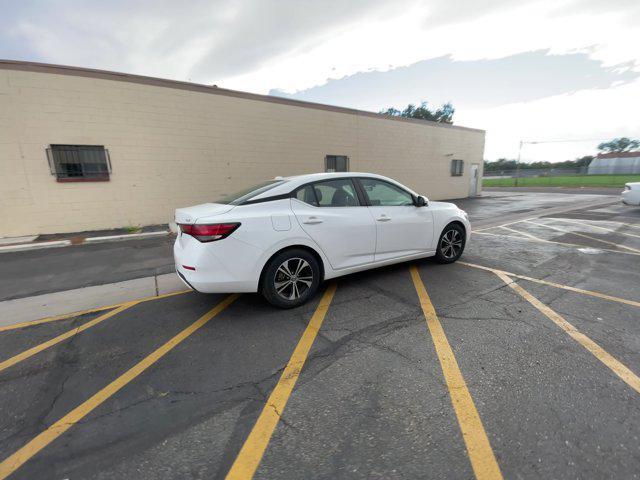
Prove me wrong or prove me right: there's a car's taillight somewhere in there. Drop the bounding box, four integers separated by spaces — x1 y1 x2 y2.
179 223 240 242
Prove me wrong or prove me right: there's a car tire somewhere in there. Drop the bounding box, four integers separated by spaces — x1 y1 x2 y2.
434 223 466 264
261 249 321 308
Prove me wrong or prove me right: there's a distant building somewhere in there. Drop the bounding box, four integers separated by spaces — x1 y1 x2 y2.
588 151 640 175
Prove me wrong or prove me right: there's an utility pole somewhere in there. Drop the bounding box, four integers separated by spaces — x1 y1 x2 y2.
512 137 608 187
515 140 523 187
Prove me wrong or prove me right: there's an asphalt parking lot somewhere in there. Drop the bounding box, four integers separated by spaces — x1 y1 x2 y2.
1 191 640 479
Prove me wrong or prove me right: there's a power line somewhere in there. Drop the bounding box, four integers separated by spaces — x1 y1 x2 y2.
523 138 607 144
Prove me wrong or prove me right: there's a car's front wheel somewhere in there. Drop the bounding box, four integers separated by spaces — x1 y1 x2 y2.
261 249 321 308
434 223 466 263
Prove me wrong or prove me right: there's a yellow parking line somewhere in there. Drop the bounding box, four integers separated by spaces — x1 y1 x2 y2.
554 218 640 239
226 284 337 480
493 271 640 394
0 302 138 374
458 261 640 309
409 266 503 480
525 220 640 253
0 289 190 333
473 229 640 256
0 293 239 480
0 306 115 333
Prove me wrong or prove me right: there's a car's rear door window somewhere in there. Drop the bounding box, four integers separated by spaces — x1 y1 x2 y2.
312 179 360 207
294 185 319 206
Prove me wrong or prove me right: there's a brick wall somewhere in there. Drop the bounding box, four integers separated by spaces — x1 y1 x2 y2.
0 68 485 237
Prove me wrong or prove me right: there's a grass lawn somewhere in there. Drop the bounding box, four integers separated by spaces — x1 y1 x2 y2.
483 174 640 188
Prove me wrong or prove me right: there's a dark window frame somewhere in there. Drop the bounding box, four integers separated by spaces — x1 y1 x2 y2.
46 145 112 182
216 180 287 205
451 159 464 177
325 155 349 172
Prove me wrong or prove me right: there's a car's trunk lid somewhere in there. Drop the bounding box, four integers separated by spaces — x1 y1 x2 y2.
175 203 235 224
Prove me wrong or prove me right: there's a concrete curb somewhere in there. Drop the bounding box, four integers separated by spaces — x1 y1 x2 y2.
84 230 170 243
0 272 188 328
0 230 171 254
0 235 38 246
0 240 72 253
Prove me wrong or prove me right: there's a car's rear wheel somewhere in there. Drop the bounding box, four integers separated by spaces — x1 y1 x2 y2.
434 223 465 263
261 249 321 308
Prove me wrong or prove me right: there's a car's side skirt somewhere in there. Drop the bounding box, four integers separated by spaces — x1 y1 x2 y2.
323 250 436 280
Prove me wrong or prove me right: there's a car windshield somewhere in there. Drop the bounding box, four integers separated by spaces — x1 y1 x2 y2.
212 180 286 205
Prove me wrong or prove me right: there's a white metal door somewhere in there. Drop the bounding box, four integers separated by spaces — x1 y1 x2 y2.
469 163 479 196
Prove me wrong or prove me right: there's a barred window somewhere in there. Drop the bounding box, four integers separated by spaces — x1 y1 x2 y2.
47 145 111 182
451 159 464 176
325 155 349 172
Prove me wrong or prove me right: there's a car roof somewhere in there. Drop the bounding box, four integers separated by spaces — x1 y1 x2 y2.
249 172 417 201
282 172 385 181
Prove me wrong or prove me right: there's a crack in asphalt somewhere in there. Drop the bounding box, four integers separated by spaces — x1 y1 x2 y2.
81 365 289 424
267 403 299 433
36 315 85 430
433 281 522 311
439 314 539 326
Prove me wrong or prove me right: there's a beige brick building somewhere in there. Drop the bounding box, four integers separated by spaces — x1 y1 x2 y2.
0 60 485 238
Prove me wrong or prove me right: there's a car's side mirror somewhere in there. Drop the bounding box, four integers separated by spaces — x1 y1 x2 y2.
415 195 429 207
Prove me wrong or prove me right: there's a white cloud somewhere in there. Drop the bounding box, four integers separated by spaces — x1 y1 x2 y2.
224 0 640 95
2 0 639 161
459 77 640 161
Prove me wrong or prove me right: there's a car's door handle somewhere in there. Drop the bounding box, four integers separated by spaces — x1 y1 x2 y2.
303 216 323 224
376 215 391 222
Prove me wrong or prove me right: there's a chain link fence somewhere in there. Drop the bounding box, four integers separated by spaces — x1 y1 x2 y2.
482 166 639 187
483 167 588 179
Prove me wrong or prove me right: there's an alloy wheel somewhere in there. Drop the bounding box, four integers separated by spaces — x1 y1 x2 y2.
440 229 463 259
274 258 314 300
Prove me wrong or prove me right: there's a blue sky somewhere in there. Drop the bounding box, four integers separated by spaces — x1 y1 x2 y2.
1 0 639 161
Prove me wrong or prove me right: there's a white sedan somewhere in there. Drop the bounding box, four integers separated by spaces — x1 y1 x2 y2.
622 182 640 206
174 172 470 308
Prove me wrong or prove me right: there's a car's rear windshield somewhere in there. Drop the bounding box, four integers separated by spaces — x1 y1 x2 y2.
212 180 286 205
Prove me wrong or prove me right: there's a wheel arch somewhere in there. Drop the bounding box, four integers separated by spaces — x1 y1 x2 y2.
258 244 326 292
442 220 467 236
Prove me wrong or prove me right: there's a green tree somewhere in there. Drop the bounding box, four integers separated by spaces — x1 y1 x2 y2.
484 158 517 172
484 155 593 172
573 155 594 167
380 101 454 124
597 137 640 153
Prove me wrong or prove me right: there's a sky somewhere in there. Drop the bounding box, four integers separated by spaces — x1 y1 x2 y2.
1 0 639 162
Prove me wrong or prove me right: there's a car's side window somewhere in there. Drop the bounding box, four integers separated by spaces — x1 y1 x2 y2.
312 179 360 207
294 185 318 206
360 178 414 206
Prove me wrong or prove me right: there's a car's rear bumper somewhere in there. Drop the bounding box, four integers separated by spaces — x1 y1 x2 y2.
175 268 197 292
173 234 261 293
